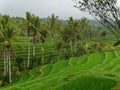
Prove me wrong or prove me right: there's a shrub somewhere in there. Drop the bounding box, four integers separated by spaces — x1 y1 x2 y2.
76 46 86 56
12 66 21 81
15 56 24 71
31 56 41 68
0 80 3 87
31 56 37 68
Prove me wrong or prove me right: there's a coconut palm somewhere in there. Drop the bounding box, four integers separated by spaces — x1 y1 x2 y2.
67 17 81 56
0 15 16 83
80 18 92 50
61 26 73 59
25 12 33 69
0 15 10 78
47 14 58 62
39 23 48 65
29 16 41 68
72 20 81 56
32 16 41 57
48 14 58 37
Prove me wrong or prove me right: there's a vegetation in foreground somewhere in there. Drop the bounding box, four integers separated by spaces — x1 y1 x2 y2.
0 51 120 90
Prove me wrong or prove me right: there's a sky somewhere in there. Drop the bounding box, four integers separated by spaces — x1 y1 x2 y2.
0 0 120 20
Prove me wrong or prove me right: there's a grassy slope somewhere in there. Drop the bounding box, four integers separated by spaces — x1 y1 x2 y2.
1 51 120 90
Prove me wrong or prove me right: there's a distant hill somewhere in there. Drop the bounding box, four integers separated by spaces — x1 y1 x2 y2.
13 17 102 26
89 20 102 26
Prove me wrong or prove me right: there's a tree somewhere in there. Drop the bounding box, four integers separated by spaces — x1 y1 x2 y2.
48 14 58 37
61 25 73 59
25 12 33 69
68 17 80 56
80 18 92 51
32 16 41 57
30 16 41 68
39 23 48 65
47 14 58 62
74 0 120 45
101 31 107 37
0 15 16 83
80 18 92 39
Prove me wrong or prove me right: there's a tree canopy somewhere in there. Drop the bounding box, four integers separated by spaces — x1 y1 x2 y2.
74 0 120 45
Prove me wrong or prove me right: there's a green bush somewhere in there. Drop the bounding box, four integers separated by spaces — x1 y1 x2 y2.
15 56 24 71
12 66 21 82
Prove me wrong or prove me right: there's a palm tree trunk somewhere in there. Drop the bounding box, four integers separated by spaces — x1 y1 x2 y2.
6 48 9 76
74 33 77 56
50 37 54 63
41 43 45 65
41 51 44 65
65 42 68 59
8 49 12 83
4 49 6 76
57 51 60 61
51 37 54 53
69 41 73 56
74 43 77 56
33 44 35 57
27 37 30 69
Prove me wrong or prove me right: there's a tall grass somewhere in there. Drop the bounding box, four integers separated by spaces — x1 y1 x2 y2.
54 75 117 90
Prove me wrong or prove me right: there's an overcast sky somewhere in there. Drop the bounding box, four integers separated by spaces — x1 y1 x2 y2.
0 0 120 20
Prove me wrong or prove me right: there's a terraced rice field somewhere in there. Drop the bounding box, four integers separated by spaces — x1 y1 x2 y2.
1 51 120 90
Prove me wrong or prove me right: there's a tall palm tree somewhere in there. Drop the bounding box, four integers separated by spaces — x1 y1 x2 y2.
0 15 9 77
39 23 48 65
80 18 92 50
67 17 81 56
28 16 41 68
25 12 33 69
48 14 58 37
0 15 16 83
47 14 58 62
32 16 41 57
61 26 73 59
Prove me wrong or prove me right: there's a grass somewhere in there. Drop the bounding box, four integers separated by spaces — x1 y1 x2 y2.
41 64 53 77
54 75 117 90
1 50 120 90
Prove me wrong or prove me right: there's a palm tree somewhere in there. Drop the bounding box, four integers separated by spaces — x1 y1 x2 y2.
68 17 75 56
80 18 92 50
29 16 41 68
47 14 58 62
25 12 33 69
39 23 48 65
0 15 16 83
48 14 58 37
32 16 41 57
67 17 81 56
0 15 10 78
61 26 73 59
72 20 81 56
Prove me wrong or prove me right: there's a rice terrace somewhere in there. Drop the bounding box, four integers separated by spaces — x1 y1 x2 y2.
0 0 120 90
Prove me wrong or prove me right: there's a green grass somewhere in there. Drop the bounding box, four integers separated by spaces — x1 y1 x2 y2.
41 64 53 77
1 51 120 90
54 75 117 90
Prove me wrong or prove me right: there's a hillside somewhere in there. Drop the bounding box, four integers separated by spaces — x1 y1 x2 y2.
1 51 120 90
